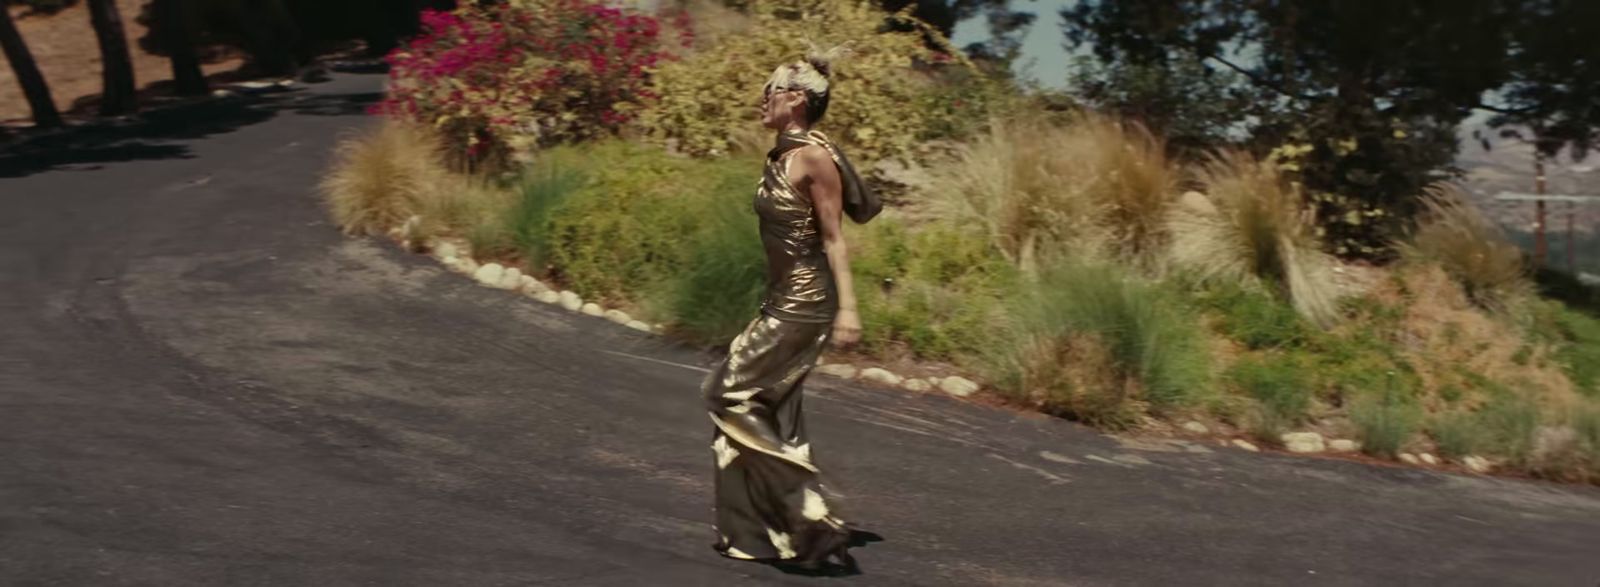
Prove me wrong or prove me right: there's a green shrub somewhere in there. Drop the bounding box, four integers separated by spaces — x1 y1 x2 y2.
1430 410 1485 459
1532 301 1600 398
1477 392 1541 466
983 259 1211 426
1228 353 1315 441
645 188 766 345
851 219 1018 361
477 149 589 271
1575 404 1600 476
1198 282 1308 349
542 142 750 303
1351 374 1422 457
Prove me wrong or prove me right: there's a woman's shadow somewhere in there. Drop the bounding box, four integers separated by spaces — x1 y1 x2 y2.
768 528 886 578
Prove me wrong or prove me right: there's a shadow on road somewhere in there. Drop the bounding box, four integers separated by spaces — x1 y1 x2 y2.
0 87 383 180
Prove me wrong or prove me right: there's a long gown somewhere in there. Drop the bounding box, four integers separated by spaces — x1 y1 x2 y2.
703 130 860 566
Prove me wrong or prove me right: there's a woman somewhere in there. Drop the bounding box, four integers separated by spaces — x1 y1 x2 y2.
702 44 881 573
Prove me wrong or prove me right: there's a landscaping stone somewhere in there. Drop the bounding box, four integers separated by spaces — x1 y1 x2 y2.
473 263 505 286
903 379 931 392
1281 432 1326 454
939 376 979 397
625 320 652 333
1463 455 1492 473
1231 439 1260 452
603 309 632 324
1182 421 1209 435
580 303 604 317
535 291 561 304
558 291 583 312
860 368 903 386
432 240 459 260
496 267 523 290
519 277 549 296
1328 439 1359 452
1399 453 1420 465
1419 453 1439 465
814 364 858 379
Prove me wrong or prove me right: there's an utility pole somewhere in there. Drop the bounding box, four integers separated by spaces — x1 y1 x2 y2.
1534 153 1547 268
1495 192 1600 275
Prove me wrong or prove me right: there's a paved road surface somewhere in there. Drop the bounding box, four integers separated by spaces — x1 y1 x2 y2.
3 74 1598 586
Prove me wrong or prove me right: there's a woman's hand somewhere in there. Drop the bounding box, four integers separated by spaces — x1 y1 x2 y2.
832 308 862 348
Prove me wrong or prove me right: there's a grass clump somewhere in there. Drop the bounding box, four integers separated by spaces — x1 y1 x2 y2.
1398 184 1531 313
503 154 588 272
320 120 454 238
1228 353 1315 442
644 179 767 346
984 259 1210 427
928 111 1177 271
1197 281 1309 350
1531 301 1600 398
1168 151 1340 327
1430 410 1485 459
1350 374 1422 458
1477 391 1542 466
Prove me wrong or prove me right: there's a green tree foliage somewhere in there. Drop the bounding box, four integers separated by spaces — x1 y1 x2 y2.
1487 0 1600 160
878 0 1033 62
1062 0 1598 259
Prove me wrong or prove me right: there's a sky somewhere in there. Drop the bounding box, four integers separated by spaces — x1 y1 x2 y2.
950 0 1081 90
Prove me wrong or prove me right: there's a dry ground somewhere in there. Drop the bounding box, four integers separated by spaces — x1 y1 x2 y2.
1 0 243 124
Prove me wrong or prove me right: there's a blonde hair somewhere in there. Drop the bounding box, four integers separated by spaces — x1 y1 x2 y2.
764 41 854 123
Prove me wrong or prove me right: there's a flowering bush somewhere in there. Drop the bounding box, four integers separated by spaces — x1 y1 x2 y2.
376 0 678 167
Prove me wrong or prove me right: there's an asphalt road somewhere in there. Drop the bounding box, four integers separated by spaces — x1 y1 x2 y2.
3 73 1598 586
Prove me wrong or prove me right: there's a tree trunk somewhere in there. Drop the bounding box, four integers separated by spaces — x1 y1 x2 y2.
87 0 137 115
153 0 205 95
223 0 300 76
0 2 61 127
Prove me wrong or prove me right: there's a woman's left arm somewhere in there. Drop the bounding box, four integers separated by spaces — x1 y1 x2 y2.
795 145 860 346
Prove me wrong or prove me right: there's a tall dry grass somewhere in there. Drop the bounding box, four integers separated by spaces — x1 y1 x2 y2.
321 120 455 238
1398 183 1532 313
927 111 1178 272
1168 151 1340 327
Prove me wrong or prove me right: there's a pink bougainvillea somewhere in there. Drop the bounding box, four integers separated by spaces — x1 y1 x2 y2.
375 0 686 166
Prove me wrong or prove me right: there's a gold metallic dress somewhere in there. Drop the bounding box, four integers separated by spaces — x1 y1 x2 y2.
703 130 860 566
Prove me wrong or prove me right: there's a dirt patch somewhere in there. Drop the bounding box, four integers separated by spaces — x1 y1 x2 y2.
1 0 245 124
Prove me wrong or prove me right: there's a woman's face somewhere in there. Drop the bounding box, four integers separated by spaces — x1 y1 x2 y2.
759 83 804 130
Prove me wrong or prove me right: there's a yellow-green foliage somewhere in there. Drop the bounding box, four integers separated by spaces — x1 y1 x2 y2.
542 141 755 304
1398 183 1532 312
926 111 1177 271
849 218 1018 362
638 0 968 164
1169 151 1340 326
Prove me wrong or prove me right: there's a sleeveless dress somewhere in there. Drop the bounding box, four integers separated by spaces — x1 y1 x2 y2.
702 130 861 567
